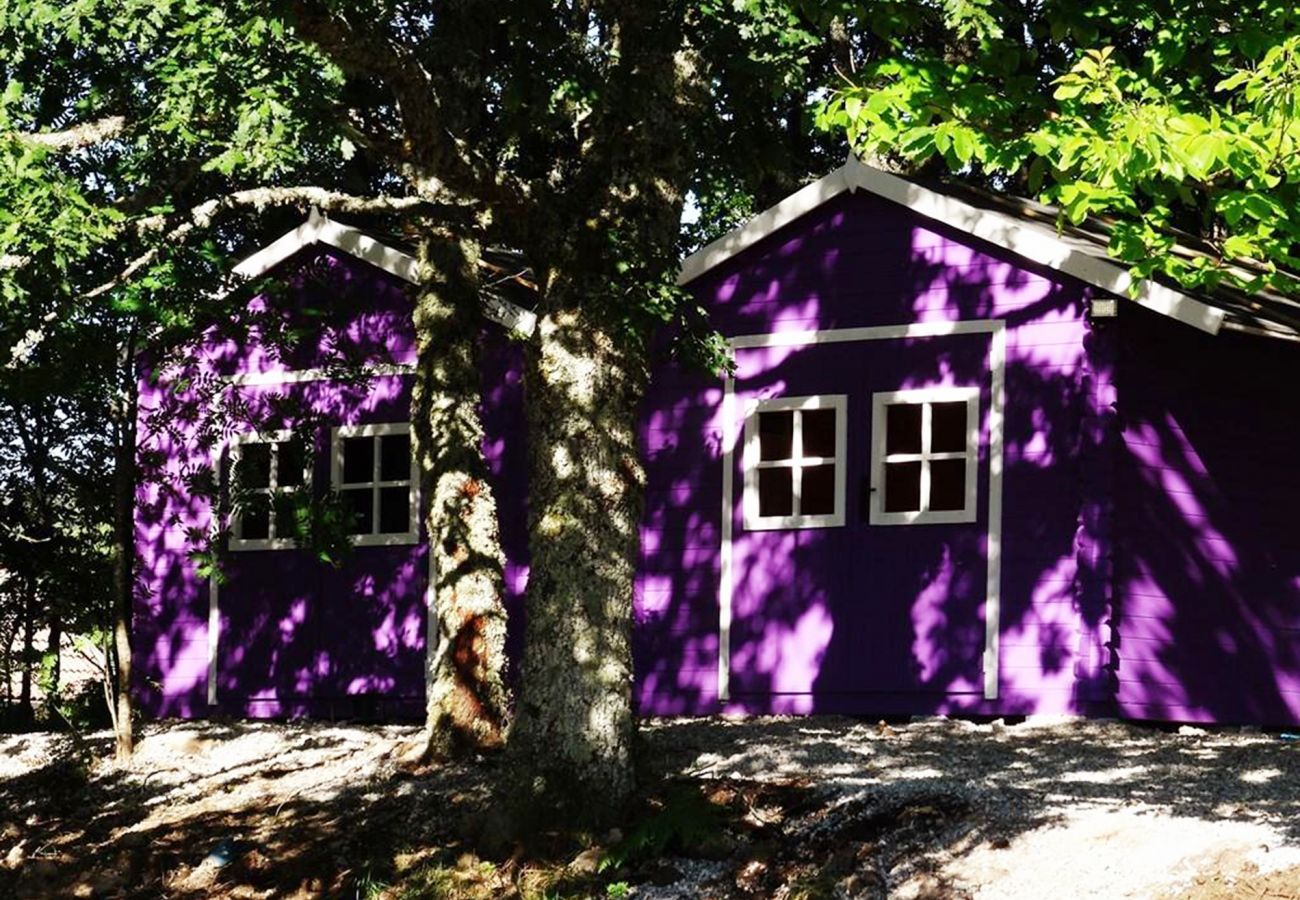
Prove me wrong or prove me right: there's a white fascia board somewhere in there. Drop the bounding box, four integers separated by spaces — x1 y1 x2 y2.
678 155 1226 336
677 166 854 286
229 210 537 336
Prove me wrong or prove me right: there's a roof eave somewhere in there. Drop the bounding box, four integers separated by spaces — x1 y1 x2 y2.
677 156 1226 336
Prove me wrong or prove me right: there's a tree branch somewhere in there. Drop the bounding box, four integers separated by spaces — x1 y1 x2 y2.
6 186 455 368
14 116 127 152
89 187 457 303
287 2 529 212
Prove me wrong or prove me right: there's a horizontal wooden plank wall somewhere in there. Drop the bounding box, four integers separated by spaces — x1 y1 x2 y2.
1113 306 1300 725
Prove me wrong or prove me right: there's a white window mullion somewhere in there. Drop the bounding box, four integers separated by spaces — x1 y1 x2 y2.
742 395 846 531
919 402 933 514
791 409 804 517
371 435 382 537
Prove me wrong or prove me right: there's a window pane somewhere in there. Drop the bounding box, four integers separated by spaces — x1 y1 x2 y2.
931 402 969 454
884 461 922 513
278 438 306 488
801 465 836 516
273 493 300 540
885 404 923 455
239 494 270 540
379 433 411 482
802 409 837 459
757 411 793 461
379 486 411 534
756 467 793 517
342 437 374 484
239 443 272 489
343 487 374 534
930 459 968 512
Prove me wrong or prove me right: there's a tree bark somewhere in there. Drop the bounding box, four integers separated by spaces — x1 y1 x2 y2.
110 326 140 764
18 577 35 717
506 304 648 820
410 231 511 759
503 5 695 824
46 616 61 710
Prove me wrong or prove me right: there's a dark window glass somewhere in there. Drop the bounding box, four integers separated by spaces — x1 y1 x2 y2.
884 461 922 512
379 433 411 482
931 402 969 454
277 439 306 487
239 443 272 489
379 487 411 534
886 404 923 455
757 467 793 517
801 465 836 516
802 409 837 459
240 494 271 540
342 437 374 484
930 459 968 511
273 493 299 540
758 411 793 461
343 487 373 534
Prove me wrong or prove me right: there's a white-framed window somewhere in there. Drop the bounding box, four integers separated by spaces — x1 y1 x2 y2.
869 387 980 526
228 430 310 551
742 395 847 530
331 423 420 546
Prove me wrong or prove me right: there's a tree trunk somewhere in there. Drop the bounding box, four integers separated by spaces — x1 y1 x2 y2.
507 304 648 821
18 577 35 716
410 231 511 759
110 327 140 764
45 615 61 711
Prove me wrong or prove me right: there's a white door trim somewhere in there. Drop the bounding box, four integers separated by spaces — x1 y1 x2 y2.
717 319 1006 703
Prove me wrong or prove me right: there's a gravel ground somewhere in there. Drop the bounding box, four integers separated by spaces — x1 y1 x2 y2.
3 715 1300 898
638 715 1300 898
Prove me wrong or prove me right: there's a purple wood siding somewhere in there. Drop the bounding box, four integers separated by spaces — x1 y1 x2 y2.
636 190 1096 717
134 248 531 719
1113 307 1300 724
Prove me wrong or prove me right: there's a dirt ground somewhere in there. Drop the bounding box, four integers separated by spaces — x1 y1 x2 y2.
2 716 1300 898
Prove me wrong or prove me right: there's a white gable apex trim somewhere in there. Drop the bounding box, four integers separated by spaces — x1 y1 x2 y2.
231 209 538 336
678 156 1225 335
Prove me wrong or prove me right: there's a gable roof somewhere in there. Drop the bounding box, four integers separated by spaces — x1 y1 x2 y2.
679 156 1295 340
233 209 538 336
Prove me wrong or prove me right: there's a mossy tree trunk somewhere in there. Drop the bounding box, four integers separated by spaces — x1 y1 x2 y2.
410 231 511 759
506 6 696 821
507 304 649 816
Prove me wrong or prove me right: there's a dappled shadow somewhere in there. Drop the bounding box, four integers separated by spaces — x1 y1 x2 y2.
134 248 431 720
0 725 484 898
1111 307 1300 725
641 716 1300 842
636 188 1103 719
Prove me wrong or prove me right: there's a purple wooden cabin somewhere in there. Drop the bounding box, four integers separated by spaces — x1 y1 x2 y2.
136 159 1300 726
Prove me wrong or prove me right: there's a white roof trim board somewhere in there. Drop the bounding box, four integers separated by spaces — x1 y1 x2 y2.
232 209 538 336
678 155 1226 336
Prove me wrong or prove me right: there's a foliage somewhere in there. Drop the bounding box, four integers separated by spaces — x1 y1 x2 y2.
817 1 1300 300
599 784 728 872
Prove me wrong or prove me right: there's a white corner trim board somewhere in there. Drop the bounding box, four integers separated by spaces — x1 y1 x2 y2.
222 362 416 387
231 209 538 336
207 576 219 706
716 319 1006 704
678 156 1225 336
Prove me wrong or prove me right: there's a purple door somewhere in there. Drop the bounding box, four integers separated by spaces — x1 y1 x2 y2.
729 330 992 703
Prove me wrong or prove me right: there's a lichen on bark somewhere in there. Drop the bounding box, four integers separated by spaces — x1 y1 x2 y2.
506 303 647 818
410 231 511 759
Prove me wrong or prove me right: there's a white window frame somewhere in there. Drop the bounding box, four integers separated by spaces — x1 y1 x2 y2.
742 394 847 530
869 386 980 526
227 430 311 552
330 422 420 546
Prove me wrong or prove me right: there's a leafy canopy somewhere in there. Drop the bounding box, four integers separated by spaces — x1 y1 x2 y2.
818 1 1300 300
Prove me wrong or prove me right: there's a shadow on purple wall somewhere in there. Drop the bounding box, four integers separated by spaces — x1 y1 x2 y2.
135 251 434 719
637 190 1114 719
1113 308 1300 725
